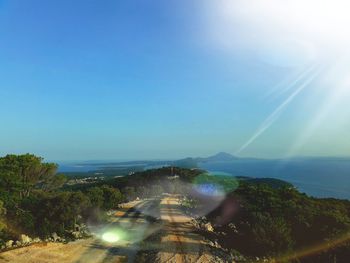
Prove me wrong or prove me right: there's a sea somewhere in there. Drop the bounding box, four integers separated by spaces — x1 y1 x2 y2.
199 158 350 200
58 157 350 200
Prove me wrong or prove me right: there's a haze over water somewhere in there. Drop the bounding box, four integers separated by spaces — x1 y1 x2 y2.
59 156 350 200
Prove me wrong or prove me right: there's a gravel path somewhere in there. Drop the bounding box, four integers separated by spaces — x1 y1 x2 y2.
0 196 228 263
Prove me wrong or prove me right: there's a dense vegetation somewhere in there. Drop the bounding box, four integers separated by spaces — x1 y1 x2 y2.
0 156 201 246
0 154 125 244
65 166 203 197
205 181 350 262
1 154 350 262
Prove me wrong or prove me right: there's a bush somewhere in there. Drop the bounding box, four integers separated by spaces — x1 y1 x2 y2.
0 200 6 232
100 185 123 210
250 215 293 256
207 182 350 261
123 186 136 201
86 187 104 208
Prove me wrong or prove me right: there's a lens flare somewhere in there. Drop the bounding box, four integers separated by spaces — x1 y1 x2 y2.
271 231 350 262
194 183 225 197
192 173 239 196
102 232 120 243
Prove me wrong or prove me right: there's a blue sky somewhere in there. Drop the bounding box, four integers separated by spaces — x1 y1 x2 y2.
1 0 350 160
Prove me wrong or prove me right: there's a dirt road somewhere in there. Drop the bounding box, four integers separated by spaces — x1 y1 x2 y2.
0 200 155 263
153 196 217 263
0 196 224 263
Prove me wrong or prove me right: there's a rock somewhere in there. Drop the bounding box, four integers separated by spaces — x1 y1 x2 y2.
204 222 214 232
209 240 221 248
15 241 22 246
228 223 238 233
191 219 200 229
5 240 14 248
20 234 32 244
52 232 60 242
214 240 221 248
33 237 41 243
71 231 81 239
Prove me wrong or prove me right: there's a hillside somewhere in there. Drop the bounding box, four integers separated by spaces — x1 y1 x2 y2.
1 156 350 262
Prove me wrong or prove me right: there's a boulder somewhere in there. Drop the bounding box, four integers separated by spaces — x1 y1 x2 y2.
214 240 221 248
5 240 14 248
204 222 214 232
191 219 200 229
15 241 22 246
20 234 32 244
228 223 238 233
71 231 81 239
33 237 41 243
52 232 60 242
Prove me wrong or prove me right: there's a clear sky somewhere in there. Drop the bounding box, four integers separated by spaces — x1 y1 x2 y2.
1 0 350 161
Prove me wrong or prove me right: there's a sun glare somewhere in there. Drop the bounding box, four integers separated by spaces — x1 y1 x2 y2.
102 232 120 243
205 0 350 61
205 0 350 154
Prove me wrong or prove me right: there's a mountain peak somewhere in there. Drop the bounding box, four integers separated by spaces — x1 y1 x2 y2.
205 152 237 162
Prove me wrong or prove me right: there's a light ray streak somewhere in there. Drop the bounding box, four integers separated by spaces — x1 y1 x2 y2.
263 64 317 101
236 68 321 154
271 64 318 98
287 80 350 156
270 232 350 262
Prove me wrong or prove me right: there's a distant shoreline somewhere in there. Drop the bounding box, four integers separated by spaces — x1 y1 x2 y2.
59 157 350 200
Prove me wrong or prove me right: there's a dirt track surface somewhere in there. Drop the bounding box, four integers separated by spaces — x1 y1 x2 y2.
153 196 217 263
0 196 224 263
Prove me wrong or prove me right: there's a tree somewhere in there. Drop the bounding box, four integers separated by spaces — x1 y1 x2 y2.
250 215 293 256
100 185 123 210
0 200 6 232
37 191 90 236
123 186 136 201
40 173 67 192
0 154 58 198
86 187 104 208
136 186 149 198
150 185 164 197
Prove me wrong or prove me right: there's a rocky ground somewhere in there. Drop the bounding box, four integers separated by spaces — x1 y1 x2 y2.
0 196 235 263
